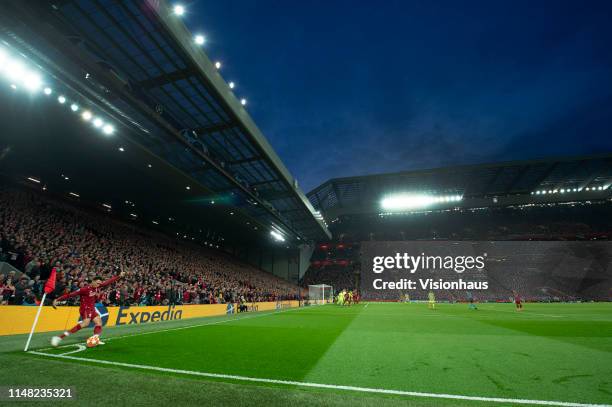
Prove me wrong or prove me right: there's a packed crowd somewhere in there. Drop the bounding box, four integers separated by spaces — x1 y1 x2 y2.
0 186 301 306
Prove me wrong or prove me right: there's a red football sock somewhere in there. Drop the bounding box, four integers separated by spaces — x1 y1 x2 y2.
93 325 102 336
59 324 82 339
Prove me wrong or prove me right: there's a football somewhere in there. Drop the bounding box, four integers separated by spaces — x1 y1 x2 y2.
86 335 100 348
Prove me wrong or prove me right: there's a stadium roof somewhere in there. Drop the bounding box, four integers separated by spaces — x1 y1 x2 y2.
0 0 330 244
308 154 612 217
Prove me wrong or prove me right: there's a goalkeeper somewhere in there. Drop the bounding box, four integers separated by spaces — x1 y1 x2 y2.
467 291 477 310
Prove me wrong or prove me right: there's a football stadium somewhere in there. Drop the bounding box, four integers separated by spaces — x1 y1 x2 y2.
0 1 611 406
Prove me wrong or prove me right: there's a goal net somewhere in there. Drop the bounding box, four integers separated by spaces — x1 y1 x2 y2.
308 284 333 305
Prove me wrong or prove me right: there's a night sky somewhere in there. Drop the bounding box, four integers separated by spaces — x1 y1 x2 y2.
184 0 612 192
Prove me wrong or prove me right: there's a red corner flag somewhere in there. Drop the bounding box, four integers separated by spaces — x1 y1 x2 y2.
44 268 57 294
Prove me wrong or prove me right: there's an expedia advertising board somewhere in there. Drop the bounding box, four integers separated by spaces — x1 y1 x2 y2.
0 301 299 336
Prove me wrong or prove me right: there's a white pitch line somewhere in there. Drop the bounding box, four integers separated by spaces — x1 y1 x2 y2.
26 351 610 407
59 344 87 355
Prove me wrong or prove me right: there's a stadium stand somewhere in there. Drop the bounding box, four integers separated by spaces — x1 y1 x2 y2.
0 186 301 306
302 156 612 301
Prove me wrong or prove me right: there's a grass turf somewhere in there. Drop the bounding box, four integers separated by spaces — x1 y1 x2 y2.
2 302 612 406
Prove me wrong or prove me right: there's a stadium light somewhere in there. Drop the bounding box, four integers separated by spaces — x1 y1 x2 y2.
93 118 103 128
270 230 285 242
81 110 92 121
240 98 247 106
118 147 125 152
229 81 235 89
194 35 205 45
23 72 42 92
381 193 463 211
173 4 185 16
57 95 66 104
70 103 79 112
215 61 222 69
102 124 114 135
5 60 25 81
43 87 52 95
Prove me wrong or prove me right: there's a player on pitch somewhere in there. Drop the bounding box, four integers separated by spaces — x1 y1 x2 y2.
512 290 523 312
50 267 125 347
427 290 436 310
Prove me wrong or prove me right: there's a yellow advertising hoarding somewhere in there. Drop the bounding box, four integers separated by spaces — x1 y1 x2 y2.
0 301 299 336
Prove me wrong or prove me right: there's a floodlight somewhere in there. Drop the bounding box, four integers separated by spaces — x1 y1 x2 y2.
43 87 52 95
271 230 285 242
381 194 440 210
23 72 42 92
229 81 235 89
58 95 66 104
93 118 103 128
70 103 79 112
173 4 185 15
82 110 92 121
5 60 25 80
215 61 221 69
240 98 247 106
102 124 114 135
194 35 205 45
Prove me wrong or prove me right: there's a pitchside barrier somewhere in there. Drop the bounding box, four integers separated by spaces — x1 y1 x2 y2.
0 301 300 336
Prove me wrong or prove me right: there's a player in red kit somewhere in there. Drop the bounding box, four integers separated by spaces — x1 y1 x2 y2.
513 290 523 312
50 269 125 347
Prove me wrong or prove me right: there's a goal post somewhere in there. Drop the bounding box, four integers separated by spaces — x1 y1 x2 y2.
308 284 333 305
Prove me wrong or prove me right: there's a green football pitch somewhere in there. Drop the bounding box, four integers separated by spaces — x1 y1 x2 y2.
2 302 612 406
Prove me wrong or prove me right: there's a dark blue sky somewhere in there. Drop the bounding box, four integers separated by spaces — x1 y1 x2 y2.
185 0 612 192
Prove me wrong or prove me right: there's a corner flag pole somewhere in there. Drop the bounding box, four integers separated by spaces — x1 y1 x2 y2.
24 292 46 352
25 267 57 352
